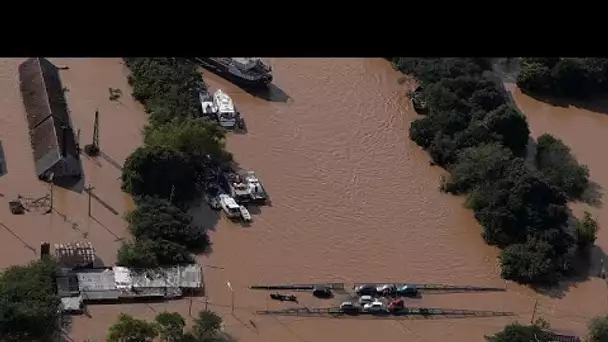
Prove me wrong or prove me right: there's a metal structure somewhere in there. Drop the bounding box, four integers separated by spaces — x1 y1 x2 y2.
255 306 516 320
249 283 346 292
353 282 506 294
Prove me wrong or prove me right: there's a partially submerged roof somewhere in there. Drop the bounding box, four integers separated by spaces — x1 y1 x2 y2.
19 57 80 179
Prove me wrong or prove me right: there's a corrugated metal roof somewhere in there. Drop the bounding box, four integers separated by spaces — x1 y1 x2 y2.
76 269 116 292
61 296 83 312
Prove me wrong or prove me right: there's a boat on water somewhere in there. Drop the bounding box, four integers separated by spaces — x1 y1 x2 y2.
218 194 240 219
239 205 252 222
270 293 298 302
226 171 269 204
194 57 273 88
243 171 268 203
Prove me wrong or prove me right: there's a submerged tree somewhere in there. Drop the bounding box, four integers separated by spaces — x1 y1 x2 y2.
192 310 223 341
485 320 553 342
127 196 210 252
575 210 600 251
144 118 231 163
0 259 63 341
116 238 194 269
122 145 199 204
107 313 158 342
588 315 608 342
155 311 186 342
535 133 590 200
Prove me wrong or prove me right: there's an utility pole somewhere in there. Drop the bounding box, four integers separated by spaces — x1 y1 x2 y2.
188 295 193 317
86 184 94 217
92 110 99 150
227 281 234 315
530 299 539 324
84 110 100 157
47 173 54 214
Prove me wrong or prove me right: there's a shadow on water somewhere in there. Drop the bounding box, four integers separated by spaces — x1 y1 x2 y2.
99 150 123 172
581 180 604 208
53 170 86 194
0 140 6 177
242 83 291 103
533 245 608 299
523 90 608 116
0 221 36 255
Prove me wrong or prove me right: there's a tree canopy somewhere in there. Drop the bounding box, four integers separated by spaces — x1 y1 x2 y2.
535 133 590 200
107 311 229 342
0 259 63 342
575 210 600 252
517 57 608 98
485 321 553 342
392 57 595 285
126 196 210 252
107 313 158 342
588 315 608 342
119 58 234 268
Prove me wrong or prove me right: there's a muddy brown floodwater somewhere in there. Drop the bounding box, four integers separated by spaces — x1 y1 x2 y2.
0 58 606 341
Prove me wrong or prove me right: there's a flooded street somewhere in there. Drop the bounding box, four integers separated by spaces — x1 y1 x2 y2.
0 58 606 341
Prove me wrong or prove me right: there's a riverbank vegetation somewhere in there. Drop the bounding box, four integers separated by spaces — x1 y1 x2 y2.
488 315 608 342
393 58 598 285
117 58 231 268
107 310 230 342
517 58 608 99
0 259 64 341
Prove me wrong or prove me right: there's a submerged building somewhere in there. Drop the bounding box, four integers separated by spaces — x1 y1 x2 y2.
18 57 81 181
56 265 204 313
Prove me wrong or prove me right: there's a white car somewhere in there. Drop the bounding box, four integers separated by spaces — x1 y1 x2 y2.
358 295 374 305
363 301 386 312
376 284 396 293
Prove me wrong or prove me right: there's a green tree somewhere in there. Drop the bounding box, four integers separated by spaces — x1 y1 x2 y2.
516 62 553 95
107 313 158 342
155 311 186 342
443 143 513 194
127 196 210 252
122 145 199 204
123 58 204 127
0 259 63 341
396 57 587 285
116 238 194 269
536 133 589 200
588 315 608 342
485 321 552 342
551 58 589 98
192 310 223 341
144 118 231 163
499 238 560 284
575 210 599 251
479 105 530 155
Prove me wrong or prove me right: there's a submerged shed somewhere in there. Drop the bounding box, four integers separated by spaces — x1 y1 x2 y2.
18 57 81 181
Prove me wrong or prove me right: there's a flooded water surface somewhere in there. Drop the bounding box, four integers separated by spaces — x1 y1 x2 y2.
0 58 605 341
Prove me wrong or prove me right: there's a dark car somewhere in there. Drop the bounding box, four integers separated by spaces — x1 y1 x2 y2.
312 286 333 298
355 284 377 296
